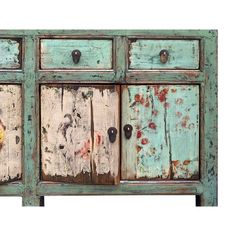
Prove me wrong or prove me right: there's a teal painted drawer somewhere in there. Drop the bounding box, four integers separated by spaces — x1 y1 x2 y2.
40 39 113 70
129 39 200 70
0 38 22 69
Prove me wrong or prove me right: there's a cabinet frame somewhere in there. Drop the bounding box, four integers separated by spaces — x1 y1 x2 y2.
0 30 217 206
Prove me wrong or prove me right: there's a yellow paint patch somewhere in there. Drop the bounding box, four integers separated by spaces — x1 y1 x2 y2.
0 127 5 144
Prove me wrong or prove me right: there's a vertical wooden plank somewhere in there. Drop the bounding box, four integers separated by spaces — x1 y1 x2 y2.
0 85 22 183
197 30 218 206
91 86 120 184
22 35 43 206
122 85 199 180
41 85 120 184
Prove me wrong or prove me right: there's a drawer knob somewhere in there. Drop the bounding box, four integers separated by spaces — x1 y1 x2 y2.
107 127 117 143
123 124 133 139
159 49 169 64
71 49 81 64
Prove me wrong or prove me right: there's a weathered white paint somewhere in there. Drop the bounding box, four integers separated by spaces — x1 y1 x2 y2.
41 85 119 184
0 85 22 182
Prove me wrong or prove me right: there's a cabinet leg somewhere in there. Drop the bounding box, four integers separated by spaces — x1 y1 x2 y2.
196 193 217 207
22 196 44 206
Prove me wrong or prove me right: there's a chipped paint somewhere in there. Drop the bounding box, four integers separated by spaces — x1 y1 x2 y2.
40 39 113 69
0 85 22 183
0 39 21 69
122 85 199 180
41 85 119 184
129 39 199 70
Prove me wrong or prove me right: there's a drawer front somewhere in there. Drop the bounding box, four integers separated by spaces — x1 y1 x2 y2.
0 39 21 69
122 85 199 180
129 39 199 70
41 84 120 184
40 39 113 70
0 85 22 183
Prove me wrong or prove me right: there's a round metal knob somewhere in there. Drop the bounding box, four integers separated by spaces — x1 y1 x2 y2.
71 49 81 64
159 49 169 64
107 127 117 143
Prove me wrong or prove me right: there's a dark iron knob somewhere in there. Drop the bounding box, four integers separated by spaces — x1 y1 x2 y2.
123 124 133 139
107 127 117 143
159 49 169 64
71 49 81 64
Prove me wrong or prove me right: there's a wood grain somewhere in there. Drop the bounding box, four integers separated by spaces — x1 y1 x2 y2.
40 39 113 70
0 85 22 183
121 85 199 180
41 85 119 184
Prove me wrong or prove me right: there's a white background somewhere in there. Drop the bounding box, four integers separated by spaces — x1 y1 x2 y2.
0 0 235 235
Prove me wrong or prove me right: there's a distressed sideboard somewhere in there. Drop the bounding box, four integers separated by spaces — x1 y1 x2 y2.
0 30 217 206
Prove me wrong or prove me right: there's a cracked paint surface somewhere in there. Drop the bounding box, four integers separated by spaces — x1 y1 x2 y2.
40 85 119 184
0 85 22 183
122 85 199 180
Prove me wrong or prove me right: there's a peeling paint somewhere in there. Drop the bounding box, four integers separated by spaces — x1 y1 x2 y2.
122 85 199 180
41 85 119 184
0 85 22 183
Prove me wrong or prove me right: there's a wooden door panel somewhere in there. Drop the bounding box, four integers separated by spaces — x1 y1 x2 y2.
122 85 199 180
0 85 22 183
41 85 120 184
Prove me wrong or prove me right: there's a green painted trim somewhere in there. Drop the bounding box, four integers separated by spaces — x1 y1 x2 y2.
38 181 203 196
0 183 24 196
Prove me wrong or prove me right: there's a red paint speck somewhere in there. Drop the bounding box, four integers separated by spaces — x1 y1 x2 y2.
137 130 142 138
134 94 141 102
164 102 170 108
141 138 149 145
181 115 190 128
176 111 182 117
154 86 169 102
148 122 157 130
172 160 180 167
183 160 191 165
152 110 158 116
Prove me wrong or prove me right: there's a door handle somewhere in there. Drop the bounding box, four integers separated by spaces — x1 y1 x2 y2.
123 124 133 139
107 127 117 143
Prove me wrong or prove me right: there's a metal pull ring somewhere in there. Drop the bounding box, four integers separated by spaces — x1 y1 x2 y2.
107 127 117 143
71 49 81 64
159 49 169 64
123 124 133 139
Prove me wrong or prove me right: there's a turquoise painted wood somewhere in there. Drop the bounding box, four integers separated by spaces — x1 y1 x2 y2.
0 30 217 207
0 39 21 69
121 85 199 180
129 40 199 70
40 39 113 70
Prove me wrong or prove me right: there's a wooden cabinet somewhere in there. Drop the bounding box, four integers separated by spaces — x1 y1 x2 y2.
0 30 217 207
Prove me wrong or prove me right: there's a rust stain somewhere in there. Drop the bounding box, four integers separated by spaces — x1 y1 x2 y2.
137 130 142 138
176 98 184 105
171 88 177 93
141 138 149 145
95 133 102 145
145 96 150 107
181 115 190 128
183 160 191 165
148 122 157 130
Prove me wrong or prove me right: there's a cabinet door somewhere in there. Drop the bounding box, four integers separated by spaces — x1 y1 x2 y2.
122 85 199 180
41 85 120 184
0 85 22 183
